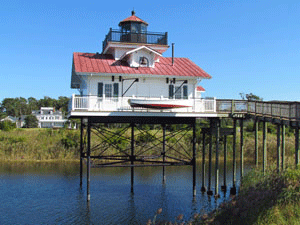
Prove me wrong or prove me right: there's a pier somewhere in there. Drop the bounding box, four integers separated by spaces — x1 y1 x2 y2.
72 99 300 201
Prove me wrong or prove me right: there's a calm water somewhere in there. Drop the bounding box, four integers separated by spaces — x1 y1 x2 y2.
0 161 250 224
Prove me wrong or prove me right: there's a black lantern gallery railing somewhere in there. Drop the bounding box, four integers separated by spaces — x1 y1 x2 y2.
102 28 168 51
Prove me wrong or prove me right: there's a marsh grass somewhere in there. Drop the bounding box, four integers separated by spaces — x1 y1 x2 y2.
0 129 80 161
196 166 300 225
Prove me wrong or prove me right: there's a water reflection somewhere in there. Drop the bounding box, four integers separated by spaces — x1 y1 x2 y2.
0 161 251 224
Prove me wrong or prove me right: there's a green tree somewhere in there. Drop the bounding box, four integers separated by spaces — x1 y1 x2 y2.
23 115 38 128
0 120 16 131
240 92 262 101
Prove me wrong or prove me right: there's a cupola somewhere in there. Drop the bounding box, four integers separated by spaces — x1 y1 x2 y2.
119 10 148 34
102 11 169 57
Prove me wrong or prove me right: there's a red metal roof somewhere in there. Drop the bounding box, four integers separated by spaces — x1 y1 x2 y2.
197 86 205 91
119 12 148 26
73 52 211 79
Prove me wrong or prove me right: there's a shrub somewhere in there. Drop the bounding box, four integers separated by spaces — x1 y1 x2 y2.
0 120 16 131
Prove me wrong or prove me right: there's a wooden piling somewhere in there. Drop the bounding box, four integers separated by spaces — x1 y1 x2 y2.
201 132 206 192
87 118 91 201
215 118 220 198
192 122 197 196
263 121 267 175
295 127 299 168
207 119 213 196
221 135 227 192
230 119 237 195
255 119 259 167
131 123 135 192
80 118 84 187
162 123 166 183
277 124 281 173
240 119 244 178
281 124 285 170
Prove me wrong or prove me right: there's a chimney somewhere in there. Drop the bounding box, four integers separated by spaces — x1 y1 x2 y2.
172 43 175 66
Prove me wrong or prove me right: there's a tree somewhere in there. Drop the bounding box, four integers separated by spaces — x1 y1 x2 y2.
23 115 38 128
0 120 16 131
240 93 262 101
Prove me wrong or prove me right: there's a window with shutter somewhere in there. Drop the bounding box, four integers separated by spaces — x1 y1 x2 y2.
169 85 174 99
98 83 103 97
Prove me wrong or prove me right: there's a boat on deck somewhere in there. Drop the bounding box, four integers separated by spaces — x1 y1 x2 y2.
128 98 193 109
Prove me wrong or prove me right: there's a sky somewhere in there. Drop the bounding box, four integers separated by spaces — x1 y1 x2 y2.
1 0 299 102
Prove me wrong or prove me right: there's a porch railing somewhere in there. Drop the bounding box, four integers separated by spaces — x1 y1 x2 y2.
69 96 300 121
69 95 216 113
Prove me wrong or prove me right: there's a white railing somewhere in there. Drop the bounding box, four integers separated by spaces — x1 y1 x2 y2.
69 94 217 113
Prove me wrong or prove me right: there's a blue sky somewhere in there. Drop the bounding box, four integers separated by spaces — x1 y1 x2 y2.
1 0 299 102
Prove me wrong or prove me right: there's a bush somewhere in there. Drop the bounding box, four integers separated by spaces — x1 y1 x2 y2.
0 120 16 131
23 115 38 128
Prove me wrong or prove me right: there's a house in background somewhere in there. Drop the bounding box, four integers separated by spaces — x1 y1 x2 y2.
32 107 67 128
0 116 26 128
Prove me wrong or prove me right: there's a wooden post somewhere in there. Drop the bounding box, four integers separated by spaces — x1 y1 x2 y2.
215 118 220 198
87 118 91 201
162 123 166 184
221 135 227 192
295 127 299 168
192 121 197 196
240 119 244 178
230 119 237 195
207 119 213 195
281 124 285 170
277 124 281 173
80 118 84 187
263 120 267 175
255 119 259 167
131 123 135 192
201 131 206 192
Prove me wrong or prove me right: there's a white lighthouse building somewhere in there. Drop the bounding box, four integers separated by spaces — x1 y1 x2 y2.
69 11 215 118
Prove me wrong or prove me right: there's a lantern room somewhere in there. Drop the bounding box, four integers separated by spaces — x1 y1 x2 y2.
119 10 148 34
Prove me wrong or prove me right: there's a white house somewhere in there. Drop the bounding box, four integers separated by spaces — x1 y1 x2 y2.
69 11 215 118
0 116 26 128
32 107 67 128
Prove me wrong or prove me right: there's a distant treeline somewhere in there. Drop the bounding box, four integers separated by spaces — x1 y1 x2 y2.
0 96 70 118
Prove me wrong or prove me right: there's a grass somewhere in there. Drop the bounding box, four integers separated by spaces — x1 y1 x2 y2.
0 128 80 161
195 166 300 225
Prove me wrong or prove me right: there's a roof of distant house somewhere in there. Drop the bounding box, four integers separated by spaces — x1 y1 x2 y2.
72 52 211 79
197 86 205 92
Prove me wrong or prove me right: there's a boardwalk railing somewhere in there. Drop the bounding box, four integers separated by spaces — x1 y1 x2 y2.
216 99 300 121
69 96 300 121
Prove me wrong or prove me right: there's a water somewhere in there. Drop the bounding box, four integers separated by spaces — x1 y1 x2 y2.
0 161 250 224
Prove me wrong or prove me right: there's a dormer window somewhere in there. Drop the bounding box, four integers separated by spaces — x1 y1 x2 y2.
139 57 149 67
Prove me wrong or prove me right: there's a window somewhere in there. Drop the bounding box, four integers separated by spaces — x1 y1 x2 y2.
105 84 112 98
98 82 119 98
113 83 119 97
169 85 174 99
98 83 103 97
175 86 181 99
183 86 188 99
169 85 188 99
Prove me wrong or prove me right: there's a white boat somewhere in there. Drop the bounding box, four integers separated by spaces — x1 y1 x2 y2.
128 98 193 109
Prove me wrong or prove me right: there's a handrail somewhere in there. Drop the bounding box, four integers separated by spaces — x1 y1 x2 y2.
102 29 168 51
216 99 300 121
68 96 300 122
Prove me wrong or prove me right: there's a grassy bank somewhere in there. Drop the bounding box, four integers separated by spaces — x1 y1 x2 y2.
196 166 300 225
0 128 80 161
0 125 298 163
